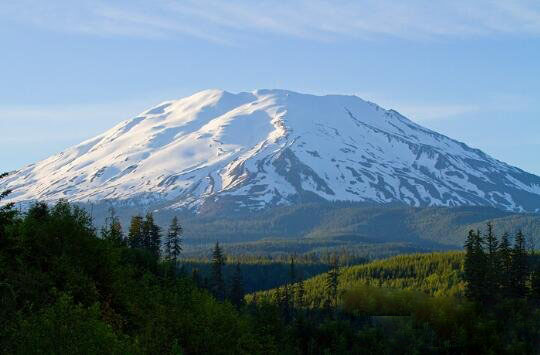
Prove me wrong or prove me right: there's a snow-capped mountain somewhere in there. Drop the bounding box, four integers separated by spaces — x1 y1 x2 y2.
3 89 540 213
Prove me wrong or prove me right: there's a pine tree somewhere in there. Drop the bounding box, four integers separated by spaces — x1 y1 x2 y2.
326 256 340 308
296 270 306 309
127 215 143 249
101 208 124 247
464 229 487 303
165 217 182 263
289 256 297 283
289 256 297 309
0 172 16 242
211 242 226 300
149 218 161 258
511 230 529 298
142 213 161 257
498 232 513 298
484 222 499 301
230 262 245 308
531 264 540 304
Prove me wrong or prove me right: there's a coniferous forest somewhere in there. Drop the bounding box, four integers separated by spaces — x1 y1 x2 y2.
1 182 540 353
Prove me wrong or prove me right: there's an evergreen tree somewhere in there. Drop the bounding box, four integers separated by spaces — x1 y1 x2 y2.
211 242 226 300
289 256 297 309
165 217 182 263
296 270 306 309
142 213 161 257
149 218 161 258
0 172 16 243
100 208 124 247
127 215 143 249
498 232 513 298
484 223 499 301
464 229 487 303
326 256 340 308
531 264 540 304
511 230 529 298
289 256 297 283
230 262 245 308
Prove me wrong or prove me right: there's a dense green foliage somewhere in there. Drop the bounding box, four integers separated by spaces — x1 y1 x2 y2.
248 246 540 353
0 201 269 354
249 252 466 306
1 174 539 354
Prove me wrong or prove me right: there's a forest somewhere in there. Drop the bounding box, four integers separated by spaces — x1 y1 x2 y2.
1 178 540 353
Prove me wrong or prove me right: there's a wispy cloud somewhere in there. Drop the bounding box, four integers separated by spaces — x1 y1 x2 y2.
2 0 540 44
356 91 537 122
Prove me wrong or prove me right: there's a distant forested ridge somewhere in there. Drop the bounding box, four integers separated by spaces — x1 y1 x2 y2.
85 201 540 256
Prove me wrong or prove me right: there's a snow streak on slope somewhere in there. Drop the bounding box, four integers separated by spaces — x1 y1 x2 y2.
2 89 540 213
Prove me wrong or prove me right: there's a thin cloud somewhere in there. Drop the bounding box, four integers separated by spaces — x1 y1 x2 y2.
2 0 540 44
355 91 537 122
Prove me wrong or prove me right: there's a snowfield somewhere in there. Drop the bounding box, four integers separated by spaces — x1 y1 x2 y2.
2 89 540 213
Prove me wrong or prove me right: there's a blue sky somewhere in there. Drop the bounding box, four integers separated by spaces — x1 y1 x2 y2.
1 0 539 174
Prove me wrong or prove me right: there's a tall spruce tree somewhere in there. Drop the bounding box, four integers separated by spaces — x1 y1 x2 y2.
531 264 540 304
101 208 124 247
326 256 340 308
230 262 245 308
149 218 161 258
511 230 529 298
498 232 513 298
296 270 306 309
0 172 16 242
289 256 297 283
141 213 160 257
464 229 487 303
484 223 500 301
211 242 226 300
127 215 143 249
289 256 297 309
165 217 182 263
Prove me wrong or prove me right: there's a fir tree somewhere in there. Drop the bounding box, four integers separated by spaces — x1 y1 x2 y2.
127 215 143 249
211 242 226 300
531 264 540 304
289 256 297 309
142 213 161 257
498 232 513 298
0 172 16 242
165 217 182 263
511 230 529 298
326 256 340 308
230 262 245 308
296 270 306 309
100 208 124 247
289 256 297 283
484 222 499 301
464 229 487 303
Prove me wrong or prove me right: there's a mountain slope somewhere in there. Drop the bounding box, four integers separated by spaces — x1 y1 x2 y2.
3 89 540 212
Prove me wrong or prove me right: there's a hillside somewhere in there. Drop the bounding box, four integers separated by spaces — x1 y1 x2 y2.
151 203 540 257
248 252 466 309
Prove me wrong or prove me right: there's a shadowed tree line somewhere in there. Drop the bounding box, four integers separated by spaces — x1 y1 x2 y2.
1 172 539 353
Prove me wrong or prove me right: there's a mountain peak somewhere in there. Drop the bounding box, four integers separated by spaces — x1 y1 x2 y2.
2 89 540 213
